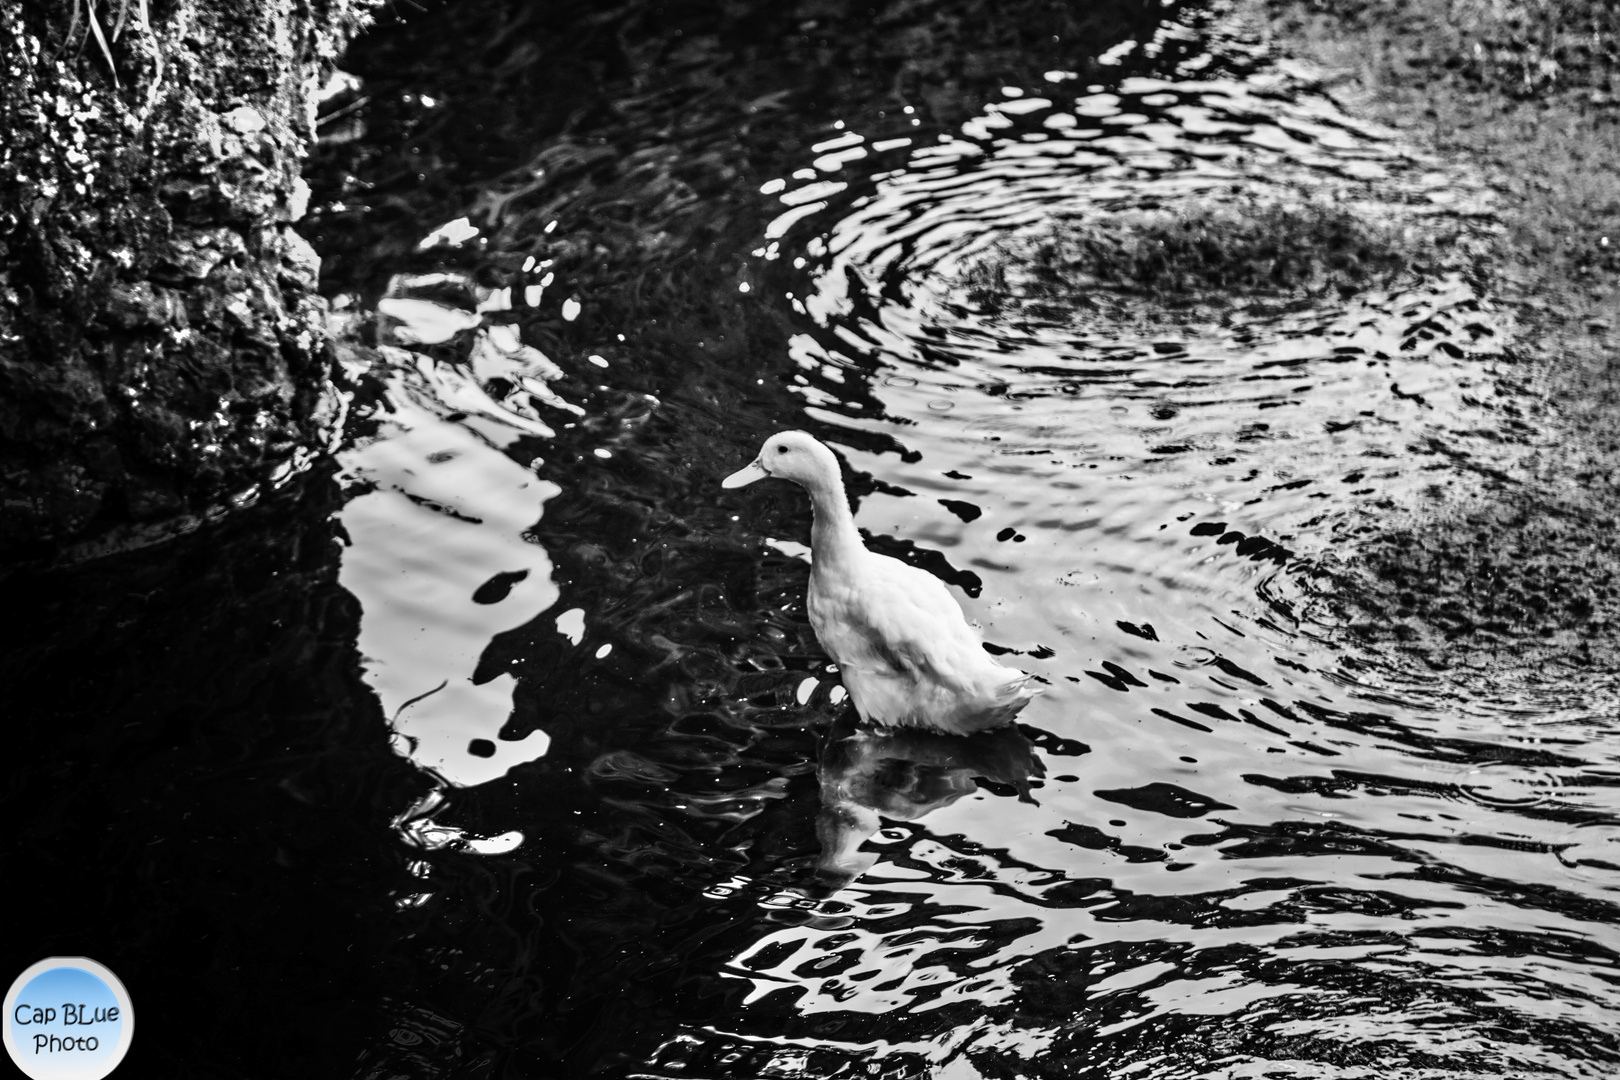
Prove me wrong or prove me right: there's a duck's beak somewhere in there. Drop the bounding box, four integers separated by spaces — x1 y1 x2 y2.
721 458 769 489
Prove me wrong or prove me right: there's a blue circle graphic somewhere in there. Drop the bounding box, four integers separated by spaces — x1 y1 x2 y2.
5 959 132 1080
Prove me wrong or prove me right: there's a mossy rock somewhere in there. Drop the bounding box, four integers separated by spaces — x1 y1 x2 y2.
959 198 1455 319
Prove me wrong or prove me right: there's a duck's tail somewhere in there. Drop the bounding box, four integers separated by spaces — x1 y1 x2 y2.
984 671 1040 726
923 671 1039 734
857 667 1042 735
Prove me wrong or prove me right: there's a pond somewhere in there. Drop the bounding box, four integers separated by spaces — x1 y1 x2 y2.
7 0 1620 1076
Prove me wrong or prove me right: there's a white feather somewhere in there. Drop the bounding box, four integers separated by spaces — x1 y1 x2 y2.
725 430 1039 734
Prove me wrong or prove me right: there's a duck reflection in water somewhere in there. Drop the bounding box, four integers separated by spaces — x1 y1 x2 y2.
812 716 1045 893
723 431 1040 735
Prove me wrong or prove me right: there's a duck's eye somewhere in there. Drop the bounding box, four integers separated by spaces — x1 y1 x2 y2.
775 445 788 454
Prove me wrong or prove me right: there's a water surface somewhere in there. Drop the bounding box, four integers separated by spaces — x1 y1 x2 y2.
8 1 1620 1077
304 3 1620 1075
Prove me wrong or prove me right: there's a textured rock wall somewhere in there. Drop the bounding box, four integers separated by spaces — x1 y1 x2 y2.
0 0 370 558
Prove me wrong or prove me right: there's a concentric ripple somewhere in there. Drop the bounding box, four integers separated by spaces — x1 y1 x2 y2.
653 54 1620 1080
311 6 1620 1077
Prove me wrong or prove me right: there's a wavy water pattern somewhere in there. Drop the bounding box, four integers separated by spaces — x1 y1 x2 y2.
301 6 1620 1077
635 58 1620 1080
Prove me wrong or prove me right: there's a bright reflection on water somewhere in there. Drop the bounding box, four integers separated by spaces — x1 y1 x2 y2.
322 11 1620 1079
660 69 1620 1079
339 357 557 788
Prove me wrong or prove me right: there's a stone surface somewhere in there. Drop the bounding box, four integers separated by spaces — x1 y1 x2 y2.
0 0 372 559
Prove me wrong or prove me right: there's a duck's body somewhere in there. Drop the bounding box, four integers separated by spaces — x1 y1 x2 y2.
724 431 1038 735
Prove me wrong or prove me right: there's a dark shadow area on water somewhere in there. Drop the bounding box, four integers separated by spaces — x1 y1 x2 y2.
0 474 427 1076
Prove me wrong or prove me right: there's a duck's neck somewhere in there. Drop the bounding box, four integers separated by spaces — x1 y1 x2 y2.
806 475 866 577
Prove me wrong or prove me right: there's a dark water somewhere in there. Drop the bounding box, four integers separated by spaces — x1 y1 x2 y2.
8 0 1620 1077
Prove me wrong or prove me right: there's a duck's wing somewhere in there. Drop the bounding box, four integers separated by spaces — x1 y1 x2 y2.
865 557 1042 720
846 557 988 686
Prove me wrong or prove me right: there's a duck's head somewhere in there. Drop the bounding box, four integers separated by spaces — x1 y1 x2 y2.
722 430 841 491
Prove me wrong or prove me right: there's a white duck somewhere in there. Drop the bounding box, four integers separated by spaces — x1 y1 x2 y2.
723 431 1039 735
